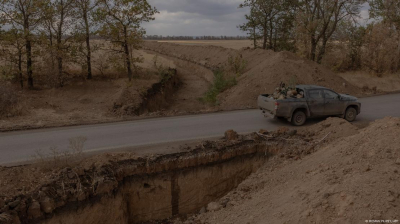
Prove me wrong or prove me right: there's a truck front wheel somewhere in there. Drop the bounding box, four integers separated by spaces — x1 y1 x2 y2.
291 110 307 126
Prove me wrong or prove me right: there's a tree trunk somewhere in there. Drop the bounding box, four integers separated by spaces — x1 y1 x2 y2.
57 35 63 87
26 37 33 89
49 26 55 71
317 37 328 64
262 19 268 49
18 50 23 89
262 26 267 49
123 26 132 81
269 20 273 50
252 26 257 49
310 35 317 61
273 27 278 52
84 11 92 80
57 55 63 87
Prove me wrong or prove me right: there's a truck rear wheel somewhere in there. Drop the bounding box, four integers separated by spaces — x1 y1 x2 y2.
291 111 306 126
344 107 357 122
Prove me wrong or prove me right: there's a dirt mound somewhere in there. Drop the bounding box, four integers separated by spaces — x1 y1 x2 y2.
219 50 362 109
302 117 359 143
143 42 362 110
190 117 400 223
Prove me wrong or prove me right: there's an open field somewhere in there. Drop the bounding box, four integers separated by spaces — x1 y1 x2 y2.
150 40 253 50
340 71 400 93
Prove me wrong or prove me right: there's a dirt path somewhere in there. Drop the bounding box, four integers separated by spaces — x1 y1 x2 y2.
168 60 211 112
142 50 214 113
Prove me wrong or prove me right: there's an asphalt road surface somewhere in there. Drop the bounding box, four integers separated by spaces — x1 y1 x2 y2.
1 93 400 165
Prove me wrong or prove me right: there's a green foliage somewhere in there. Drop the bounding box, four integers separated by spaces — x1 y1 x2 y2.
0 82 22 117
95 0 158 80
369 0 400 27
0 65 15 81
202 70 237 105
228 54 247 76
288 75 297 89
152 55 174 83
239 0 297 51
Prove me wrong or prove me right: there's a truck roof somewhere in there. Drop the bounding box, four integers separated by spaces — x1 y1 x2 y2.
296 85 329 90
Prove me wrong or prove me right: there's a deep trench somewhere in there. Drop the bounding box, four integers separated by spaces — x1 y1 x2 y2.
35 142 281 224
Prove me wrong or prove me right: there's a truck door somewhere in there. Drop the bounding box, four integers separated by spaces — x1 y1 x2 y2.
323 90 342 115
307 90 325 116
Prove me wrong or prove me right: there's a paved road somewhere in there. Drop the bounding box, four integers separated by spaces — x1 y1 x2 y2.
1 93 400 165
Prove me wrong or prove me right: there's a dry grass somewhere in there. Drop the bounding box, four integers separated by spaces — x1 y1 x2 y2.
148 40 253 50
339 71 400 93
32 137 87 171
0 83 24 118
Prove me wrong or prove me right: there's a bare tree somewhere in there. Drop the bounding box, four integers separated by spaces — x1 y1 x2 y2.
73 0 99 80
297 0 364 63
239 0 297 51
96 0 158 81
0 28 25 88
0 0 45 88
239 1 261 49
42 0 76 87
369 0 400 71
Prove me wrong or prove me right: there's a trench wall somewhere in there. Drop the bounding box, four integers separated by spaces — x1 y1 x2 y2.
44 152 265 224
1 139 280 224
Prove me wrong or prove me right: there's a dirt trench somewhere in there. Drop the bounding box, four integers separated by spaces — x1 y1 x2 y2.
42 145 269 224
1 133 293 224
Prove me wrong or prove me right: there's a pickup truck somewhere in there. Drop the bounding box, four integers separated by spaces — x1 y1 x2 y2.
257 85 361 126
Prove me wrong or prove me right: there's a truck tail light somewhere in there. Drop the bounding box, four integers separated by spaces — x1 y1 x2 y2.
275 102 279 110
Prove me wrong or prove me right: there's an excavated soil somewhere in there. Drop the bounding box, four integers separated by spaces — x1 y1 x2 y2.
143 41 364 110
182 117 400 224
0 137 271 224
2 117 393 224
0 125 322 224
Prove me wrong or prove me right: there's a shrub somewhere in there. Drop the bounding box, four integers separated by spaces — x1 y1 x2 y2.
228 54 247 76
0 83 21 118
202 70 237 104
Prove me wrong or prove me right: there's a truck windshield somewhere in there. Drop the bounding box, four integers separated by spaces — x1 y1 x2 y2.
324 90 339 99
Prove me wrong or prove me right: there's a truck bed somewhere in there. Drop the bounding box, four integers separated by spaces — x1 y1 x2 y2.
257 94 275 114
258 94 307 118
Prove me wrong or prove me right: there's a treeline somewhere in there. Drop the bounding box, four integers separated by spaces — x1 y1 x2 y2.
144 35 248 40
0 0 158 89
239 0 400 74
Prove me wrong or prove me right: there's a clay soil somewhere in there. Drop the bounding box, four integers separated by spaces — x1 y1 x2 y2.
181 117 400 224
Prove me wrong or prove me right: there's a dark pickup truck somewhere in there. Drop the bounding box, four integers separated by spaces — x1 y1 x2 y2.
257 85 361 126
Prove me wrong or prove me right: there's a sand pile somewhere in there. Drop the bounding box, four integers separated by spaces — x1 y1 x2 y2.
143 41 362 110
188 117 400 224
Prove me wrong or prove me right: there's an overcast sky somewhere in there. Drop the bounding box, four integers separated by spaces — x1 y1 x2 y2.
143 0 247 36
143 1 370 37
